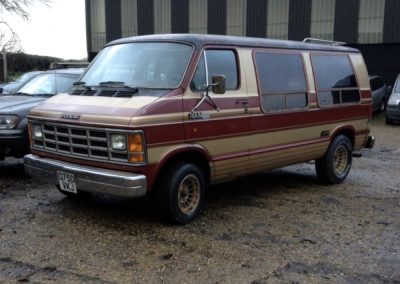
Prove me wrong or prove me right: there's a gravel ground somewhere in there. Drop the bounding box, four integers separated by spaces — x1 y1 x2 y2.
0 113 399 284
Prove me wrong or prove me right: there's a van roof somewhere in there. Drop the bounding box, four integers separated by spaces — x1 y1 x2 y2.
108 34 359 53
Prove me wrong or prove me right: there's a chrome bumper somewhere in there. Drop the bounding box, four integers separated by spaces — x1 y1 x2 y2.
24 154 147 197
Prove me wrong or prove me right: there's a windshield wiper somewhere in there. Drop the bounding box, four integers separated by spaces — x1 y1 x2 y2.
98 81 139 96
13 92 31 96
99 81 137 90
73 81 92 90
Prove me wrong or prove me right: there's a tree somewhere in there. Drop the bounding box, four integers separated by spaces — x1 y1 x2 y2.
0 0 51 80
0 0 51 52
0 0 51 19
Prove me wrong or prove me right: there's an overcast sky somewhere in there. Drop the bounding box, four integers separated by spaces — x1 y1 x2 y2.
2 0 87 60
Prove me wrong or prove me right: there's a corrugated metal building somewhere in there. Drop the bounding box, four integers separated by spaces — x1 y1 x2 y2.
85 0 400 84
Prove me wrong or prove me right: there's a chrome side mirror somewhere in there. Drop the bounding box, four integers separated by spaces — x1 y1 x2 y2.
212 75 226 94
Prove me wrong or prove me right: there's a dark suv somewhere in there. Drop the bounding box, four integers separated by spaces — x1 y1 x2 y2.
0 68 84 160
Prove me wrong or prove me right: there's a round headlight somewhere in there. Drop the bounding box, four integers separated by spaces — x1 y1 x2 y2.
111 134 126 150
32 125 43 139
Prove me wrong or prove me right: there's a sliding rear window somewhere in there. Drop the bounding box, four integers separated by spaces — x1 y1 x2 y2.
254 52 308 112
312 54 360 106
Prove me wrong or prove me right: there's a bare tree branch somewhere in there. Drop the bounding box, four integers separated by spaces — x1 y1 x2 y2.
0 0 51 52
0 20 20 52
0 0 51 19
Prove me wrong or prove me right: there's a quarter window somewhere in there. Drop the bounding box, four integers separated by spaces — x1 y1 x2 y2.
190 50 238 91
312 54 360 106
255 52 308 111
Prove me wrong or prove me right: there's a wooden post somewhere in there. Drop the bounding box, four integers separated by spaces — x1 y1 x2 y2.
2 48 7 82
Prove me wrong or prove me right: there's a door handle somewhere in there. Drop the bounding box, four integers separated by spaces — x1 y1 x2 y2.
236 99 249 113
236 99 248 105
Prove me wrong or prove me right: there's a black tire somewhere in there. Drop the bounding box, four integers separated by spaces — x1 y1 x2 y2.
385 116 393 125
379 99 386 113
157 162 205 224
315 135 353 184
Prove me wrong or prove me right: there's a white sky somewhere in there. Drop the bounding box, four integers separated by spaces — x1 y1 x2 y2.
1 0 87 60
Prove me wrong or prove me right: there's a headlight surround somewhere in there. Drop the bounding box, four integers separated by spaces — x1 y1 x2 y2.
32 124 43 139
0 115 19 129
110 134 127 150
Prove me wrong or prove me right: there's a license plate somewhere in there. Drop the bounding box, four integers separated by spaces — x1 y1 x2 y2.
57 171 77 194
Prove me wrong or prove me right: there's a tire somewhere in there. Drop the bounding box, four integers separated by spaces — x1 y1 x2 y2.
315 135 353 184
379 99 386 113
157 162 205 224
385 117 393 125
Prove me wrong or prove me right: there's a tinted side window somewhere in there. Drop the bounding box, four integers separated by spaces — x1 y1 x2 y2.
312 54 360 106
190 50 238 91
255 52 307 111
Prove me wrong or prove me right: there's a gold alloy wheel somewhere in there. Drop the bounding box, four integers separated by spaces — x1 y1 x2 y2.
178 174 201 215
333 145 348 175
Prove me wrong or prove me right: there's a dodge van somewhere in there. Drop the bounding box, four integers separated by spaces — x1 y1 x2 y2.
24 34 374 224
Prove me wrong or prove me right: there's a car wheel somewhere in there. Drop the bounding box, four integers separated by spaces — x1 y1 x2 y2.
315 135 353 184
385 116 393 125
158 162 205 224
379 99 386 112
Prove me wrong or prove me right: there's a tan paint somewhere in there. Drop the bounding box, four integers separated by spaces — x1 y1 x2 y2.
350 54 370 90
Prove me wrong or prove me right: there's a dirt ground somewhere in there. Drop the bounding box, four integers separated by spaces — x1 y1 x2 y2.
0 112 399 284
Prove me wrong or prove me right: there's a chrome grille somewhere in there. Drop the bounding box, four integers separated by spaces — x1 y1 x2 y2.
31 122 139 165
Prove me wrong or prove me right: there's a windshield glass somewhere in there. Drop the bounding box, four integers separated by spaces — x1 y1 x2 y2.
18 73 79 96
81 42 193 89
15 72 39 83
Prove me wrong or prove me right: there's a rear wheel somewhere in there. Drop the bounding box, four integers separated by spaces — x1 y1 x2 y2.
315 135 353 184
379 99 386 112
158 162 205 224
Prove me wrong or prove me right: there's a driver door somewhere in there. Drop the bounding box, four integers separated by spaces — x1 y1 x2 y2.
183 49 250 181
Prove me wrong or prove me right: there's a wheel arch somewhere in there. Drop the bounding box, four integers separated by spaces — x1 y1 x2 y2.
331 125 356 148
149 145 213 192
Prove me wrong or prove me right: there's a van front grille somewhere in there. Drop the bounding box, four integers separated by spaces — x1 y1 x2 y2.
31 122 137 165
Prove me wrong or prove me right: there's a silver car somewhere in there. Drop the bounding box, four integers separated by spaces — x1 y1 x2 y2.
386 74 400 124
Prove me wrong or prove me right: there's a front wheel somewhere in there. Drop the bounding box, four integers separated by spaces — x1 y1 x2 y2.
158 162 205 224
315 135 353 184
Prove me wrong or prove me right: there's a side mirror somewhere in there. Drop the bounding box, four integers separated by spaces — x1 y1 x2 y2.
388 85 393 94
212 75 226 94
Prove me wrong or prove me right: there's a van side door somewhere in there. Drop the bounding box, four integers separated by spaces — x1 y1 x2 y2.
183 48 250 181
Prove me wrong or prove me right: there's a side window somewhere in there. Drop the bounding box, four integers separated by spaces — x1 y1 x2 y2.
190 49 238 92
255 52 308 112
312 54 360 106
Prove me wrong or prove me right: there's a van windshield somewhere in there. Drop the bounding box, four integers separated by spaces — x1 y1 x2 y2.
81 42 193 90
395 81 400 92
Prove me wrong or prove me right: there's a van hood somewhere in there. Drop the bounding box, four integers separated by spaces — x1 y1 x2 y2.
0 95 47 113
28 92 166 127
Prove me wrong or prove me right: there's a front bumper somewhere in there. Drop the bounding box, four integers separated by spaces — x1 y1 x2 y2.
0 129 28 159
386 105 400 121
24 154 147 198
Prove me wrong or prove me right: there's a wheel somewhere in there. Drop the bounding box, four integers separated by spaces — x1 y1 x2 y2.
379 99 386 113
315 135 353 184
158 162 205 224
385 116 393 125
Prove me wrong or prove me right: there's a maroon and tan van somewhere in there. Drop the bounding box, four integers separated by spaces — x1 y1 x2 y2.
24 34 375 224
